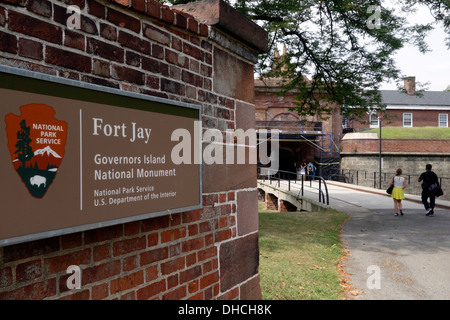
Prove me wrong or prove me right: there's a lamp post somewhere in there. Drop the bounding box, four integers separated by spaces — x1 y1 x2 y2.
378 115 382 189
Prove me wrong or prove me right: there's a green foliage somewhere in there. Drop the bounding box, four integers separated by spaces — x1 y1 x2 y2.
367 126 450 139
258 206 348 300
164 0 450 119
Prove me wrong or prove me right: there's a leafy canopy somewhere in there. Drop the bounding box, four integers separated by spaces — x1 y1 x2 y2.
164 0 450 119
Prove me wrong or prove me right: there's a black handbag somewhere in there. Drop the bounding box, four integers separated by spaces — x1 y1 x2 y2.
429 183 443 197
386 184 394 195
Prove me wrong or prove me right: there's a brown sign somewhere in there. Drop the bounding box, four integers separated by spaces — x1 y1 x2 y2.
0 66 201 246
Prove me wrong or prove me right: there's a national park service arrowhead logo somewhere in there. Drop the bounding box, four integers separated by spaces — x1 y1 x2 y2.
5 104 68 199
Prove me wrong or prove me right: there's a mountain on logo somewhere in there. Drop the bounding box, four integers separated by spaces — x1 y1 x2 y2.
12 146 62 171
5 103 68 199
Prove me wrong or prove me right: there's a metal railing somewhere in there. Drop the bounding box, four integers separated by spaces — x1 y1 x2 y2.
257 168 330 205
339 169 449 189
255 121 323 133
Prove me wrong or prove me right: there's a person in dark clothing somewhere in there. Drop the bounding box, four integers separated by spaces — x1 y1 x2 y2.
418 164 439 216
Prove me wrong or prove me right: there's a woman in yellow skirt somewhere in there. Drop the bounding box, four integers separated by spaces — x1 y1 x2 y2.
390 168 407 216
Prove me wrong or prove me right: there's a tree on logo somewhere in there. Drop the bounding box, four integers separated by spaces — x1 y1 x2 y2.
15 119 34 168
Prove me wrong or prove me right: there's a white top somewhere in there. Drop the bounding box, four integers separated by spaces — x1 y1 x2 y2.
393 176 405 188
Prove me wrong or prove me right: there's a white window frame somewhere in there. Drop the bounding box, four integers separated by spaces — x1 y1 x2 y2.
369 113 379 128
439 113 448 127
403 113 413 127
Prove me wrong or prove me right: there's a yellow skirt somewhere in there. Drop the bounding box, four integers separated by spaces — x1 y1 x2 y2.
391 187 405 200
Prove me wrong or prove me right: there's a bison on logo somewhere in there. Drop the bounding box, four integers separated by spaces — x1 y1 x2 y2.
5 104 68 198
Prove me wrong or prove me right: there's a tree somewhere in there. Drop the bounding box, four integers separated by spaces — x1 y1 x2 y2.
167 0 450 119
15 119 34 168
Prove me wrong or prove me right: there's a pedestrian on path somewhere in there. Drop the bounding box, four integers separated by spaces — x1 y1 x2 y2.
418 163 440 216
307 161 316 181
390 168 407 216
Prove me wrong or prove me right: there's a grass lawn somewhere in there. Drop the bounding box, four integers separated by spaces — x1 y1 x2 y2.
366 126 450 139
258 203 349 300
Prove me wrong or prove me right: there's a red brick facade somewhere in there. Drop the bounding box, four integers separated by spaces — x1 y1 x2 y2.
0 0 266 300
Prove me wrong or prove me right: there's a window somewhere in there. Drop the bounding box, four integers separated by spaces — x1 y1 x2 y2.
403 113 413 127
369 113 379 128
439 114 448 127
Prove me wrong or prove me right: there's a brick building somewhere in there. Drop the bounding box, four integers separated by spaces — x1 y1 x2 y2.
0 0 267 300
254 49 342 178
352 77 450 130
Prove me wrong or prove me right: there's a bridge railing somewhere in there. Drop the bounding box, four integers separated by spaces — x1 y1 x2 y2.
257 168 330 206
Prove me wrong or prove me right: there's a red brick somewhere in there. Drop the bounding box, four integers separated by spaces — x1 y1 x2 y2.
161 227 186 243
145 265 158 283
162 285 186 300
140 247 168 266
187 18 199 34
197 246 217 262
132 0 146 13
188 279 199 293
143 23 170 46
161 6 174 24
87 38 124 63
161 256 185 275
111 64 145 85
93 243 111 262
174 12 187 29
200 271 219 289
9 11 62 44
2 0 27 6
136 279 166 300
100 23 117 41
182 70 203 87
183 42 203 61
0 7 5 26
16 260 42 283
110 270 144 294
44 249 91 274
113 236 146 256
0 31 17 54
27 0 52 18
119 30 151 54
161 78 185 96
146 1 162 19
45 46 92 72
59 289 90 300
61 233 82 250
123 254 139 271
107 7 141 33
179 265 202 284
80 15 98 35
182 237 204 253
82 260 121 285
0 278 56 300
92 58 111 77
0 267 13 288
2 237 59 263
141 215 170 232
92 282 109 300
112 0 129 7
87 0 105 19
64 30 85 51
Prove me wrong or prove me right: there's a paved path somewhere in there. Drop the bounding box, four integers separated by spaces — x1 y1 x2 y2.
266 179 450 299
324 181 450 300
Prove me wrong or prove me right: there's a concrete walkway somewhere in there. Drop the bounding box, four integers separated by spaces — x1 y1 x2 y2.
323 181 450 300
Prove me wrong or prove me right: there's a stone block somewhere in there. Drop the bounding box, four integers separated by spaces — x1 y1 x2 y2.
219 233 259 292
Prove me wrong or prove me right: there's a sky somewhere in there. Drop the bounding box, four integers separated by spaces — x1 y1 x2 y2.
379 5 450 91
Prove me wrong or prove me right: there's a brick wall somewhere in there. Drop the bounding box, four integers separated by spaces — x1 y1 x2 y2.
0 0 267 300
342 138 450 153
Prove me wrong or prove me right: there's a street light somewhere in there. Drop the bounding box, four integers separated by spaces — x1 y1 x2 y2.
378 115 382 189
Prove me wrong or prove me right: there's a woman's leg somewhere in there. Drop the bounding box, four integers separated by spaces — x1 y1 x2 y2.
393 199 399 215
